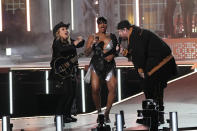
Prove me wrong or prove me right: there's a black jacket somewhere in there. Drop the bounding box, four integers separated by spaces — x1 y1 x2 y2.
49 38 84 80
127 26 177 81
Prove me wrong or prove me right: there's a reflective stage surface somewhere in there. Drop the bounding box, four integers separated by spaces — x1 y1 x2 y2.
0 71 197 130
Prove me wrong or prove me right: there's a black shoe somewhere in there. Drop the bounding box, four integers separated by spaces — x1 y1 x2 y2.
69 116 77 122
63 116 77 123
97 113 104 123
136 118 150 126
104 116 111 123
136 118 143 125
63 117 72 123
158 114 165 125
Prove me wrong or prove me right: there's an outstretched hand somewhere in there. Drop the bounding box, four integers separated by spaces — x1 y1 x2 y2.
117 45 128 56
139 72 145 78
74 36 83 46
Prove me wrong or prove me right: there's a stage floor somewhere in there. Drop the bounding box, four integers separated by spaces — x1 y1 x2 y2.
1 71 197 130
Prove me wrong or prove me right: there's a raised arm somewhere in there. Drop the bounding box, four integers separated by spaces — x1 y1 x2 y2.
73 36 85 48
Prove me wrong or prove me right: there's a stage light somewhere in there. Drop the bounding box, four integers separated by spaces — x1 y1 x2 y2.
116 114 123 131
117 69 122 102
6 48 11 56
55 115 63 131
26 0 31 31
45 70 49 94
0 0 2 31
95 0 98 5
135 0 139 26
9 71 13 114
81 69 86 112
49 0 53 31
2 116 11 131
71 0 74 30
2 116 8 131
169 112 178 131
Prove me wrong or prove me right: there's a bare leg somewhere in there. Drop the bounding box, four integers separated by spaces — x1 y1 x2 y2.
105 75 117 118
91 70 101 113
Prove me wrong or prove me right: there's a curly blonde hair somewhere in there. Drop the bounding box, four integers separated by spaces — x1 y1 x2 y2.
55 29 71 44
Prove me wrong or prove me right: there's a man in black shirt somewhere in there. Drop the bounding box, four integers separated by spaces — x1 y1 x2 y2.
117 20 177 124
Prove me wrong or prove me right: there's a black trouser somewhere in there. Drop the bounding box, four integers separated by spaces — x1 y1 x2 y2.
141 72 167 111
53 77 76 116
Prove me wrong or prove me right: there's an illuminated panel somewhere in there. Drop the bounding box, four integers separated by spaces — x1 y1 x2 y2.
49 0 53 30
26 0 31 31
135 0 139 26
71 0 74 30
81 69 86 112
95 17 98 33
117 69 122 102
9 71 13 114
45 71 49 94
0 0 2 31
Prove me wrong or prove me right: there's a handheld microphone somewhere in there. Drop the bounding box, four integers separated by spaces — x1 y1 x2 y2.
95 36 99 42
93 36 99 46
116 37 122 55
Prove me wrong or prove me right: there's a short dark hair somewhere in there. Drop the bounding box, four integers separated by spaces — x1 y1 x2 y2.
97 17 107 24
117 20 132 30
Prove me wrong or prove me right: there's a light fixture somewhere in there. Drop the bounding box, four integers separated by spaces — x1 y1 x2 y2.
0 0 2 31
45 70 49 94
6 48 12 56
26 0 31 31
49 0 53 31
9 71 13 114
81 69 86 112
169 112 178 131
117 69 121 101
135 0 139 26
71 0 74 30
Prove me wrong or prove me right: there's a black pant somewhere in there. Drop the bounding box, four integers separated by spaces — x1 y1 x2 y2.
52 77 76 116
141 72 167 111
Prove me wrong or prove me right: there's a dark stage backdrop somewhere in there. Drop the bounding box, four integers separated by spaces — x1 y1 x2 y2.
1 0 197 65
